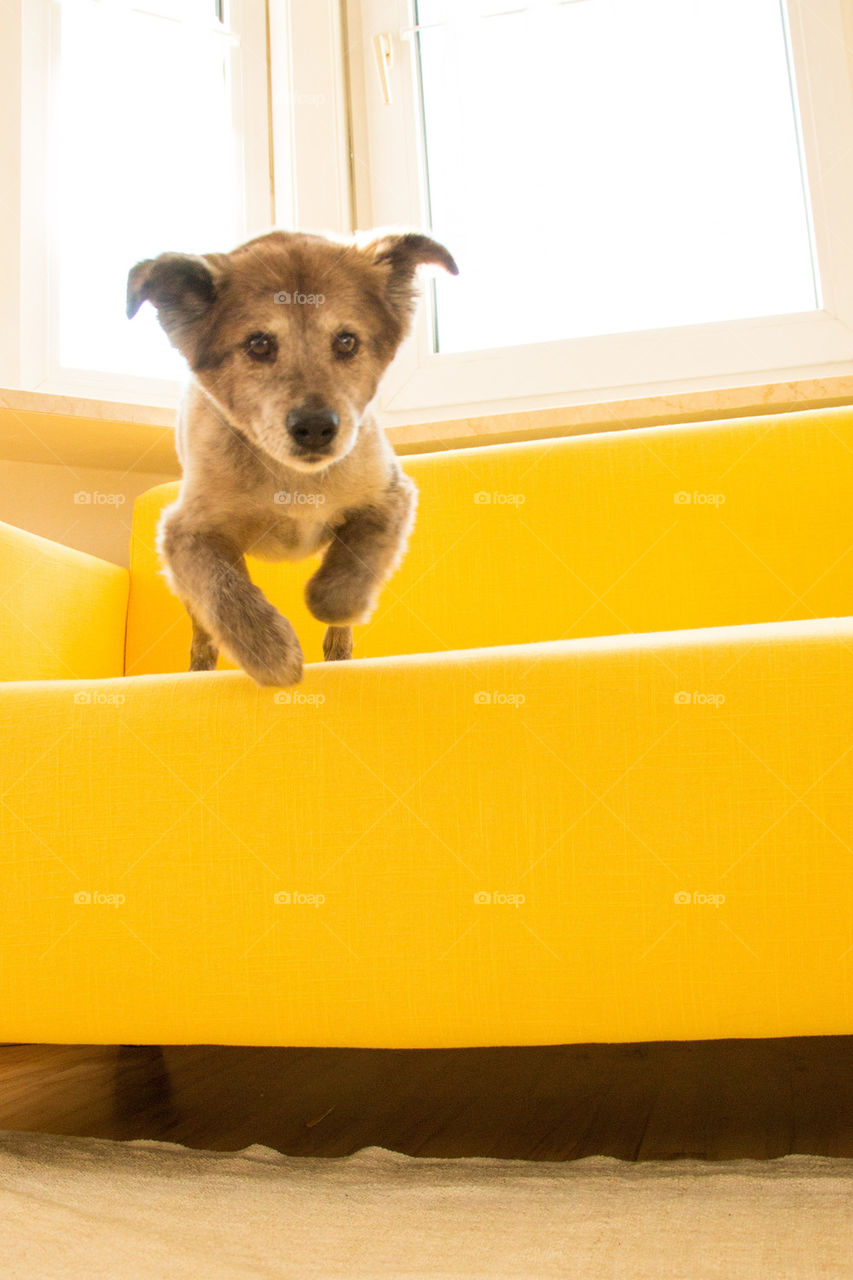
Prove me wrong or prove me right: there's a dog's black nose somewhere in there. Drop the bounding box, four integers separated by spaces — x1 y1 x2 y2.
285 406 339 451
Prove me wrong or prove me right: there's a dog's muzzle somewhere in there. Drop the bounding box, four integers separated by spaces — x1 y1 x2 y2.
285 406 339 455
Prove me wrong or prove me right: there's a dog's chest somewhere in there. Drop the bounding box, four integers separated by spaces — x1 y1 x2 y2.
206 439 386 563
250 508 332 561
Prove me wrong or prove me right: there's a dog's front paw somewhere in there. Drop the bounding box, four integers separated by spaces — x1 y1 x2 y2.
237 613 304 687
305 568 377 625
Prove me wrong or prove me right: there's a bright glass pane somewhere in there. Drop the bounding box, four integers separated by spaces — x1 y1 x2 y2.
416 0 818 353
53 0 243 381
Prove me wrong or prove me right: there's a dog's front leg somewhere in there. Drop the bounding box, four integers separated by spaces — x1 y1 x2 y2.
159 512 304 687
306 474 417 641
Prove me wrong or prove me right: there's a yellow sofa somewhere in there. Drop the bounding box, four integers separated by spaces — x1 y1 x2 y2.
1 405 852 1047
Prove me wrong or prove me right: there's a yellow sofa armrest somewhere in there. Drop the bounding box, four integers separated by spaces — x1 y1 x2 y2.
0 520 128 681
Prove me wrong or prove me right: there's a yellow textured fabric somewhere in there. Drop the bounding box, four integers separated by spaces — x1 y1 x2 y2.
0 520 128 681
3 403 853 1046
0 617 851 1046
125 405 853 676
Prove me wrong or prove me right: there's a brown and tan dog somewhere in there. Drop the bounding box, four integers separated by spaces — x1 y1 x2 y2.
126 229 457 686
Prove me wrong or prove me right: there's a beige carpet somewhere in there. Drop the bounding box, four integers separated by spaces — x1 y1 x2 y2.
1 1131 852 1279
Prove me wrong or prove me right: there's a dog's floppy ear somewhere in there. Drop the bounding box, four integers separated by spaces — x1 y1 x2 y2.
365 232 458 320
126 252 220 350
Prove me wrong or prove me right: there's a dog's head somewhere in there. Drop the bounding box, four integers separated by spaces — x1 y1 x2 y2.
127 229 457 471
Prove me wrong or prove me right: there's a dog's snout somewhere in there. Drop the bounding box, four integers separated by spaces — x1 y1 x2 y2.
286 406 339 451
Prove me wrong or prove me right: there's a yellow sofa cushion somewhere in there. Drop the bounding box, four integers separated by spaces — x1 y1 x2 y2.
125 405 853 677
1 616 851 1047
0 521 128 681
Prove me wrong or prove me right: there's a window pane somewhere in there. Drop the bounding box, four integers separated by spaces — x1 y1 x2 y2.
416 0 818 354
53 0 243 381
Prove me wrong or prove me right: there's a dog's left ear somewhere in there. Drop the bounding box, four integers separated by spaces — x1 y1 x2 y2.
126 252 224 355
366 232 458 320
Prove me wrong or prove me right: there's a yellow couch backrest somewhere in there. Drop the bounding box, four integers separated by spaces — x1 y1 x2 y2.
125 406 853 675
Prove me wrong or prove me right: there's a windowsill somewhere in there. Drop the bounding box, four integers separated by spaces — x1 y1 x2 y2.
389 375 853 452
2 376 853 473
0 388 178 472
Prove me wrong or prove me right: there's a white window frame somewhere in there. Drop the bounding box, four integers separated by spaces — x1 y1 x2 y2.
268 0 353 237
4 0 275 406
348 0 853 428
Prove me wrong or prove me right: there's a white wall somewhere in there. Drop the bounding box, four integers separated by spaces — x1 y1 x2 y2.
0 461 176 567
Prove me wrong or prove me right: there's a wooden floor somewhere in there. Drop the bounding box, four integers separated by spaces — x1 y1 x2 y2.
1 1037 853 1161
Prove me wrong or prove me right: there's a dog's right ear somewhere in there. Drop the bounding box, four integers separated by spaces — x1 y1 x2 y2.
365 232 458 324
126 253 219 349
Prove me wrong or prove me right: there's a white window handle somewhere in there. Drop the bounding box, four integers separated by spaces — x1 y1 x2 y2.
374 31 394 105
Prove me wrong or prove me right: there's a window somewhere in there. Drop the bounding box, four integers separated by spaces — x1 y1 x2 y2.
417 0 817 353
5 0 852 417
350 0 853 424
19 0 270 402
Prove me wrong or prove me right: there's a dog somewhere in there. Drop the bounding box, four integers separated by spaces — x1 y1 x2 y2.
126 229 457 686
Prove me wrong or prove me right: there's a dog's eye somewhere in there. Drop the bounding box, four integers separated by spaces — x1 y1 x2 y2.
245 332 277 362
332 331 359 359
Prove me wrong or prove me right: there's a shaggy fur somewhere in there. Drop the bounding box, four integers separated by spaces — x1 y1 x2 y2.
127 229 457 686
